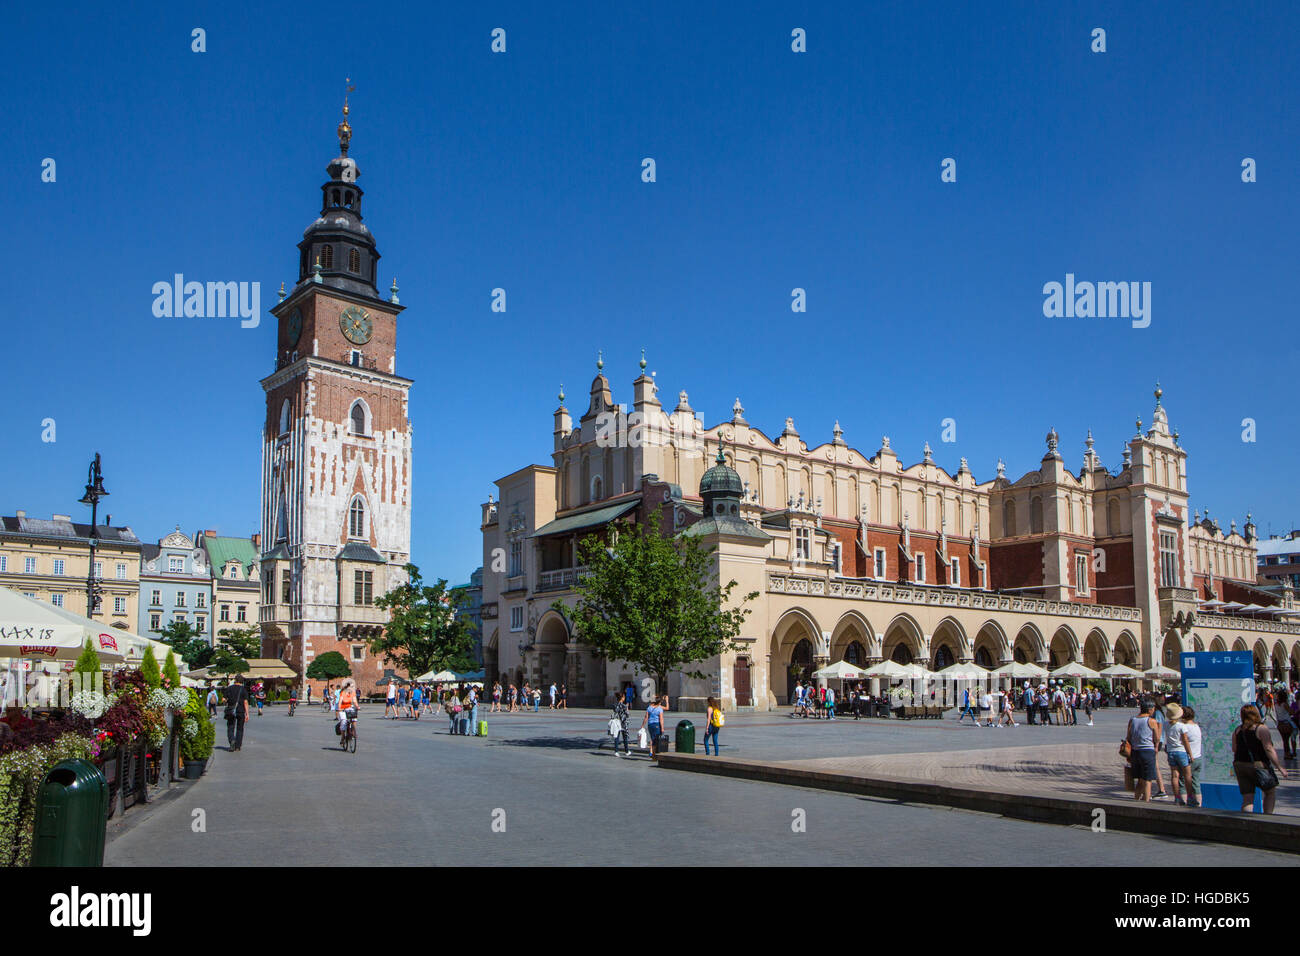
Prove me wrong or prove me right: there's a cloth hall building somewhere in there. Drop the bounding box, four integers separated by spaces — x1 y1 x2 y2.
481 364 1300 711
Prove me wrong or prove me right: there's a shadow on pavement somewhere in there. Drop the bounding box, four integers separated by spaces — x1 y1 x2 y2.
493 736 606 751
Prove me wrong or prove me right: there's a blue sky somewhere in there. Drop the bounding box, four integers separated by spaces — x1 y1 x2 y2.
6 0 1299 580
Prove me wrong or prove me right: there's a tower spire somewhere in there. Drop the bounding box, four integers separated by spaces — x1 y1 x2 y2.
338 78 355 155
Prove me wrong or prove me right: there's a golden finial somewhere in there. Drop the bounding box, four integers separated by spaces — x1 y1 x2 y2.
338 77 356 154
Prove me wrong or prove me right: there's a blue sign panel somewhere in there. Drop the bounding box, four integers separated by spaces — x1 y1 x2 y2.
1180 652 1257 812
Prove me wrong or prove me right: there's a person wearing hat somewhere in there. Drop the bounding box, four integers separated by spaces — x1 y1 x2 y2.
1163 702 1190 805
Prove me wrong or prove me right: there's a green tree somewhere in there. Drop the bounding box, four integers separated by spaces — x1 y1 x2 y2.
370 564 475 678
305 650 352 684
216 626 261 659
73 639 101 673
159 619 213 670
564 509 756 698
140 645 161 689
163 649 182 687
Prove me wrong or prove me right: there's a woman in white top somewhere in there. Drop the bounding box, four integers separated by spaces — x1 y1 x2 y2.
1178 706 1204 808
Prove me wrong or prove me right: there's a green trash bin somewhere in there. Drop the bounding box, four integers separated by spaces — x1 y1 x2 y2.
674 719 695 754
32 759 109 867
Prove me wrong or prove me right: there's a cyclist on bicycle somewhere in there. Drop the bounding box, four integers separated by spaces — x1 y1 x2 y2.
288 683 298 715
336 678 359 737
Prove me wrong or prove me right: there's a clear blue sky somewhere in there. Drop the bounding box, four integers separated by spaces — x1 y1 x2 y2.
7 1 1299 581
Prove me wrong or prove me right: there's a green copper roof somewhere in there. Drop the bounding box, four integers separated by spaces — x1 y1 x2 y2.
201 535 259 576
528 500 639 538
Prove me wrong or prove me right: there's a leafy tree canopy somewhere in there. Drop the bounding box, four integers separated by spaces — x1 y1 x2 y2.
306 651 352 682
158 619 213 670
564 508 756 698
370 564 476 678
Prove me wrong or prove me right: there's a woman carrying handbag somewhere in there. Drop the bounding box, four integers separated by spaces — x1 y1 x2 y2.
1231 704 1287 814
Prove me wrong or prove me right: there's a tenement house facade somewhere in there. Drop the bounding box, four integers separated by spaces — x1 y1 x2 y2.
481 366 1300 711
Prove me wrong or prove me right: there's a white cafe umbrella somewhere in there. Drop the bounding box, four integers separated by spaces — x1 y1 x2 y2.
863 660 916 679
415 669 460 682
933 662 989 681
1099 663 1143 678
812 660 870 680
1143 665 1182 681
991 661 1048 679
1050 662 1102 680
0 587 127 662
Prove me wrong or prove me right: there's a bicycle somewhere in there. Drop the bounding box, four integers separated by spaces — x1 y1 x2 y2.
288 698 297 717
340 707 357 753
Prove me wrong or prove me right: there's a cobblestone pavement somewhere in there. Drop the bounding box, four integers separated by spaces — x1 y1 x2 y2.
103 703 1297 865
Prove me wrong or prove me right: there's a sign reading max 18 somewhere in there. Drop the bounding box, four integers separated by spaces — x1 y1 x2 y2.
1180 652 1257 812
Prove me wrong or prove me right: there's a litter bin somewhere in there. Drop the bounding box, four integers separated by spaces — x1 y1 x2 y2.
32 759 109 867
674 719 695 754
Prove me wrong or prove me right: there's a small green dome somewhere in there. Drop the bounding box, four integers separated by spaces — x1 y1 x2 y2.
699 447 743 497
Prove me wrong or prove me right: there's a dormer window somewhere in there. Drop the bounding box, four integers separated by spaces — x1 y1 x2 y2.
349 249 361 273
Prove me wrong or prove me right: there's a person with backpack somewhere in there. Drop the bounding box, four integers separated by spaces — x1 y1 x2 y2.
642 695 667 758
224 676 250 751
1125 698 1162 801
704 696 724 753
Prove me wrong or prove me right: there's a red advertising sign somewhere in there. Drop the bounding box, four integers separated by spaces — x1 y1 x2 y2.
97 632 119 651
19 646 59 657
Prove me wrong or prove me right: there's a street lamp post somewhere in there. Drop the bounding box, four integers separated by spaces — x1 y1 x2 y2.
77 453 110 618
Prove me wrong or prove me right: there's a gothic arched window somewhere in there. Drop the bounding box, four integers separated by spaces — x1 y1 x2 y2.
348 497 367 539
320 245 334 269
349 249 361 274
278 399 290 436
351 403 366 435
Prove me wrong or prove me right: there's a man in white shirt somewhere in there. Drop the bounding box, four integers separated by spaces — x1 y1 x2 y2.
549 682 558 709
386 680 397 719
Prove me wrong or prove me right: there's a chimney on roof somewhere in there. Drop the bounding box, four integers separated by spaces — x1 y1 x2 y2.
15 510 25 518
251 533 261 549
206 529 218 538
105 515 112 526
52 513 71 521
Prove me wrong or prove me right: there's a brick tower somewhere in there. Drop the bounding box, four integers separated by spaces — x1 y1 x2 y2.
257 96 413 693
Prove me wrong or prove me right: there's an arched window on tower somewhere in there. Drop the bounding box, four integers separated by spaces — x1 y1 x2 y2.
278 399 290 436
331 189 341 207
320 245 334 269
1030 496 1044 535
348 497 367 539
349 248 361 274
1004 499 1017 537
591 475 603 501
349 400 369 436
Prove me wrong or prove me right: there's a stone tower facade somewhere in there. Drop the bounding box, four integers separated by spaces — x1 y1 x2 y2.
257 103 413 693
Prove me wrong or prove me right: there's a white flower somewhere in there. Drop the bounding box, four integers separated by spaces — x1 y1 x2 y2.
69 690 108 719
170 688 191 709
147 688 173 710
182 718 199 739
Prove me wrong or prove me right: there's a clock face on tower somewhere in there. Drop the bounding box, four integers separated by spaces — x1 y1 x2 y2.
340 305 373 345
286 307 303 346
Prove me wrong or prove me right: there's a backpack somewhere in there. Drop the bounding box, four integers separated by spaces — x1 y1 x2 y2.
712 708 725 728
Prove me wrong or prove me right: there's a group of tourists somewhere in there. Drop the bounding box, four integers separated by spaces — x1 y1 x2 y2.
383 680 429 719
495 681 567 712
606 691 723 758
789 680 838 719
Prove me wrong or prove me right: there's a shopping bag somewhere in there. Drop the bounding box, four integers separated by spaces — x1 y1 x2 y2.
608 718 620 737
637 727 649 749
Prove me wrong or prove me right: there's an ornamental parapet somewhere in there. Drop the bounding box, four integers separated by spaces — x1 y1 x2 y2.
1195 611 1300 637
767 573 1144 623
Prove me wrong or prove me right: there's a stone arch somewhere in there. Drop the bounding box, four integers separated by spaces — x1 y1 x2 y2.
1161 631 1185 669
929 616 968 669
771 608 822 705
829 610 877 663
1231 638 1248 652
1290 643 1300 682
972 620 1010 667
1047 625 1079 668
534 609 570 690
1209 635 1226 652
1082 628 1109 669
1190 633 1205 652
1012 622 1046 664
1253 640 1270 678
1113 630 1140 667
1271 640 1288 681
882 613 925 665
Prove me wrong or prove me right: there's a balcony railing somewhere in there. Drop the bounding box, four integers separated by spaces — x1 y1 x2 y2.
766 572 1144 622
537 567 589 593
1195 610 1300 636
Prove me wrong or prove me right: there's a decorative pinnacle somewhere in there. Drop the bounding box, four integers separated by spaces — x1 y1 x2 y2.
389 277 400 304
278 281 286 302
596 350 603 372
338 78 356 154
1154 381 1162 406
639 349 647 371
558 383 565 404
716 445 726 465
312 257 323 283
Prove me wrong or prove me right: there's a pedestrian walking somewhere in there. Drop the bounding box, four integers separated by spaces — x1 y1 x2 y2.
255 681 266 716
642 695 666 758
1023 683 1036 725
1083 687 1094 726
979 689 994 727
532 687 541 712
411 682 423 719
205 686 218 718
957 686 978 725
611 691 630 756
1276 689 1296 760
447 691 462 735
704 696 724 753
507 684 517 713
223 676 250 751
558 684 568 710
1163 702 1190 805
998 690 1017 727
1232 704 1287 814
491 682 502 713
386 680 397 719
1125 698 1161 801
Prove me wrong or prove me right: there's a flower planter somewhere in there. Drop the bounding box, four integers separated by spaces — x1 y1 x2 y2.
182 758 206 779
